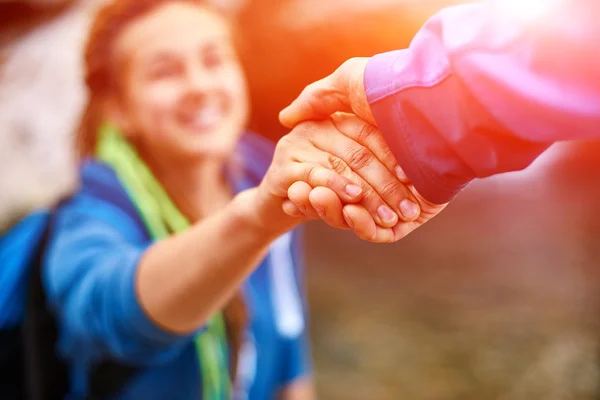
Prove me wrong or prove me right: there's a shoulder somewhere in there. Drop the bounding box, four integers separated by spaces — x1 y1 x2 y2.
53 159 148 245
0 212 50 253
43 161 150 302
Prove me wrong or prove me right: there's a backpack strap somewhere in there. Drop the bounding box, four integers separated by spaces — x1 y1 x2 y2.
22 211 139 400
0 327 24 399
86 361 139 400
22 215 68 400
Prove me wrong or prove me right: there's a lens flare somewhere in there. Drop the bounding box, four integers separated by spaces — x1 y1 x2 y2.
497 0 561 24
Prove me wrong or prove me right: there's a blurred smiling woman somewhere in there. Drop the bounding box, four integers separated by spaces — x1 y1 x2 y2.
35 0 421 398
46 1 317 398
0 0 428 398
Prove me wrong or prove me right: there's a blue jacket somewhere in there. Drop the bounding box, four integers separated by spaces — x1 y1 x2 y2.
0 212 49 328
1 133 311 399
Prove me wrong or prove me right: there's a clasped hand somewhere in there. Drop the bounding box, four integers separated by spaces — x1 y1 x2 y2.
260 58 447 243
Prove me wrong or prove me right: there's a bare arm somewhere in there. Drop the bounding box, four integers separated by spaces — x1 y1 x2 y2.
138 116 423 333
137 188 297 334
46 117 414 362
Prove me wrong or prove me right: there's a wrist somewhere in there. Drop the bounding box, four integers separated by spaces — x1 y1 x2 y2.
231 187 301 241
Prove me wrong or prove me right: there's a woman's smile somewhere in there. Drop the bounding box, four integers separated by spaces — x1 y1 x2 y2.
177 102 228 135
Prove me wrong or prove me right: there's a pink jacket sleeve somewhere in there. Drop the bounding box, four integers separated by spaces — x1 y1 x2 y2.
364 0 600 204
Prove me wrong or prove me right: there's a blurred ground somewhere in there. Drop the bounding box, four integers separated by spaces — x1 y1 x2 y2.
305 142 600 399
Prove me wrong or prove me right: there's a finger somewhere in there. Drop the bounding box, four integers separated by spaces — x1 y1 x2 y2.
274 138 399 228
287 162 365 205
271 135 366 204
308 187 349 230
395 165 412 185
282 121 400 228
331 113 412 185
308 120 421 223
275 121 412 227
279 58 373 128
342 204 396 243
282 199 305 218
287 181 319 219
279 75 352 129
342 205 420 243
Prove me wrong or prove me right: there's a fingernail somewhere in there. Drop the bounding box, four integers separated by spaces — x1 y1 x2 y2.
400 199 419 219
345 184 362 198
396 166 408 182
377 205 397 224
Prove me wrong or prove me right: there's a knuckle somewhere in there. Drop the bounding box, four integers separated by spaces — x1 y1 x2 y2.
342 57 360 72
345 145 373 171
380 143 396 164
300 83 314 97
377 179 403 199
304 163 318 183
327 154 349 175
354 122 377 144
275 134 293 154
360 185 376 202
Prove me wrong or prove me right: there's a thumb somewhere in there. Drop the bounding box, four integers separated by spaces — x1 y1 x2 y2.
279 57 374 128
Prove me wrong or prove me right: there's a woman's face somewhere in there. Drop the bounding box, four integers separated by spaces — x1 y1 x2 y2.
113 2 249 162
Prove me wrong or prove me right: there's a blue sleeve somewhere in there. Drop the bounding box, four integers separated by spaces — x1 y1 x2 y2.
279 229 313 385
280 332 313 385
0 212 49 328
43 196 196 366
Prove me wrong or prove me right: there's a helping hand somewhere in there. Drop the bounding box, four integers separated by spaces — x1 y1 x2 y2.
278 57 449 242
279 57 374 128
283 114 448 243
255 114 423 239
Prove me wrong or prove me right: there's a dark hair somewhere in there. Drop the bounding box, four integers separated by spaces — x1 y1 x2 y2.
77 0 219 158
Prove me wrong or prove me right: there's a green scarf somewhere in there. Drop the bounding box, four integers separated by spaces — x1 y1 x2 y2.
96 122 231 400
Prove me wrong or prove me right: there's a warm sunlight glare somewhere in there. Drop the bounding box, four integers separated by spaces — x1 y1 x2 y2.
498 0 561 24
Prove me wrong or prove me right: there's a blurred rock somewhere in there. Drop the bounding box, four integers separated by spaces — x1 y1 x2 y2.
0 1 99 231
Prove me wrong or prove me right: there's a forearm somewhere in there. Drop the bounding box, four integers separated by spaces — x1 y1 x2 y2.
137 188 299 334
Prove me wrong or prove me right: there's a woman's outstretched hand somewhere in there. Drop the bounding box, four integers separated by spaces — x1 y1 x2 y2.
253 113 424 240
253 112 447 243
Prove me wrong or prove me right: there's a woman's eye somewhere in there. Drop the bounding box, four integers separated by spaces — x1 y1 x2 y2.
147 63 181 80
204 52 225 69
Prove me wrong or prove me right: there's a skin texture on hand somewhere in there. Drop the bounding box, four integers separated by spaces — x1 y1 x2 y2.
257 114 423 239
278 58 449 243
